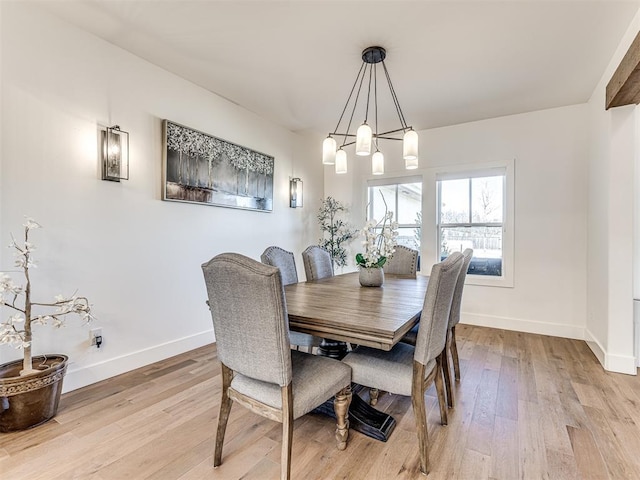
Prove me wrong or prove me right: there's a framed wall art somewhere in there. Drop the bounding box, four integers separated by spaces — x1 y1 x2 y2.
162 120 274 212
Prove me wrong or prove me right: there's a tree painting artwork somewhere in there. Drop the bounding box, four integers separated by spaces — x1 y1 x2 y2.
163 120 274 212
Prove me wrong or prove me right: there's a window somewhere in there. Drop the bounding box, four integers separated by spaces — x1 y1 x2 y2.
367 178 422 251
436 165 512 286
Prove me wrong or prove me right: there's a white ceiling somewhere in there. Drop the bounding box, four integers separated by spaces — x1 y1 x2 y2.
36 0 640 135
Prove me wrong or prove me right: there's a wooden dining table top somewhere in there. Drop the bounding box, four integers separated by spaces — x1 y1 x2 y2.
284 272 429 350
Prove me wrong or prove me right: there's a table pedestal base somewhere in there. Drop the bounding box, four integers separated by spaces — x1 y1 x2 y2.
313 385 396 442
317 339 349 359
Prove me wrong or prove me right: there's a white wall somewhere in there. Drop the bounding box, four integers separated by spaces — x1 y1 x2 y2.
0 3 323 391
326 104 589 341
585 10 640 375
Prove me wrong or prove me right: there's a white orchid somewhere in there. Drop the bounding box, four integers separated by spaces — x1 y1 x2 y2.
356 197 399 269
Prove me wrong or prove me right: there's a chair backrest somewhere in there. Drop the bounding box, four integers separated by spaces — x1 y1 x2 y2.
302 246 334 281
448 248 473 329
202 253 292 387
383 245 419 276
261 246 299 286
414 252 464 366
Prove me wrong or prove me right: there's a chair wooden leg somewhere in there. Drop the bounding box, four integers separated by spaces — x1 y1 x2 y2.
442 332 454 409
334 385 352 450
214 363 234 467
369 388 379 406
281 384 294 480
412 361 429 476
434 355 448 426
451 325 461 382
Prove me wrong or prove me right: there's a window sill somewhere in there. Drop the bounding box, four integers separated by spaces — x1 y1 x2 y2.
466 274 513 288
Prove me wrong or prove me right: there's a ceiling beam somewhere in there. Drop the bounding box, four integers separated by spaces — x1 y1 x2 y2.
606 31 640 110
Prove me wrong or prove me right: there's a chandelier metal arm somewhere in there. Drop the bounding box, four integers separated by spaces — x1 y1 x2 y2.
382 60 409 131
373 61 380 151
341 61 368 147
338 137 402 148
331 62 366 135
329 126 413 140
365 63 373 124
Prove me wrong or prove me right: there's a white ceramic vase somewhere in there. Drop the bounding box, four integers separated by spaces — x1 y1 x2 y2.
359 267 384 287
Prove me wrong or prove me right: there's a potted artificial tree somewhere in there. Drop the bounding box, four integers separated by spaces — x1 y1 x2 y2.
0 218 94 432
317 196 357 270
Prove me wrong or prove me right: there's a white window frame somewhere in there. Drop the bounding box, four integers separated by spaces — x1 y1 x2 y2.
364 176 423 270
366 176 423 244
429 160 514 288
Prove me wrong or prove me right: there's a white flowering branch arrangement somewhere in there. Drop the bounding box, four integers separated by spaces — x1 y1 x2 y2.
0 219 94 375
356 195 399 269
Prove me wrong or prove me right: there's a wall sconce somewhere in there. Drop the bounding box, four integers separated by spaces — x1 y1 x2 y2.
101 125 129 182
290 177 303 208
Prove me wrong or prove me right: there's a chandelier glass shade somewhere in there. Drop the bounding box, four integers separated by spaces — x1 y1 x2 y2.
323 46 419 175
335 148 348 174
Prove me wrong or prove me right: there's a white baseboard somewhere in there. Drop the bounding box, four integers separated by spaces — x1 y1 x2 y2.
584 328 606 365
577 328 636 376
465 316 637 375
62 329 215 393
605 353 638 375
461 312 585 340
60 315 639 392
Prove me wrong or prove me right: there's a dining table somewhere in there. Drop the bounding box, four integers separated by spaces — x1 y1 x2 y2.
284 271 429 441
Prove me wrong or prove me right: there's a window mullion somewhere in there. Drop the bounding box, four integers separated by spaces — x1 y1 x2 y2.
468 178 473 224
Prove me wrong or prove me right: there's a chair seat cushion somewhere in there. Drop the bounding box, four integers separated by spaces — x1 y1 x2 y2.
342 343 435 397
230 350 351 419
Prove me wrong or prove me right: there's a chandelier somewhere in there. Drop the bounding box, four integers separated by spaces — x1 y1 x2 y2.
322 46 419 175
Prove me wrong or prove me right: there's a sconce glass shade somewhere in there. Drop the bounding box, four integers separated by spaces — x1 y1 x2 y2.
403 129 419 165
290 178 303 208
322 136 337 165
372 151 384 175
335 149 348 174
101 125 129 181
355 123 372 156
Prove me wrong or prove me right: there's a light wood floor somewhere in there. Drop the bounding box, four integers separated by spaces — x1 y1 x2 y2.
2 324 640 479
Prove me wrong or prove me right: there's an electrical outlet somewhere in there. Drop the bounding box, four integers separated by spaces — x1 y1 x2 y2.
89 328 102 347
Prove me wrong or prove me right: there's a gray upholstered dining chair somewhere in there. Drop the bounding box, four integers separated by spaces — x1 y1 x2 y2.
383 245 419 276
401 248 473 409
202 253 352 480
301 245 334 281
368 245 420 405
301 245 353 358
443 249 473 397
342 252 464 476
261 246 322 353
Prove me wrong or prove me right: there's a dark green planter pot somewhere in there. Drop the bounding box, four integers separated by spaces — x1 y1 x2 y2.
0 354 68 432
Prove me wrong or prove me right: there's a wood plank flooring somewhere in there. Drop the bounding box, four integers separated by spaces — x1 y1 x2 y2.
2 324 640 479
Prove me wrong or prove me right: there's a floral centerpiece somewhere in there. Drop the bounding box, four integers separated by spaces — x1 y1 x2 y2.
0 218 94 375
355 203 399 286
